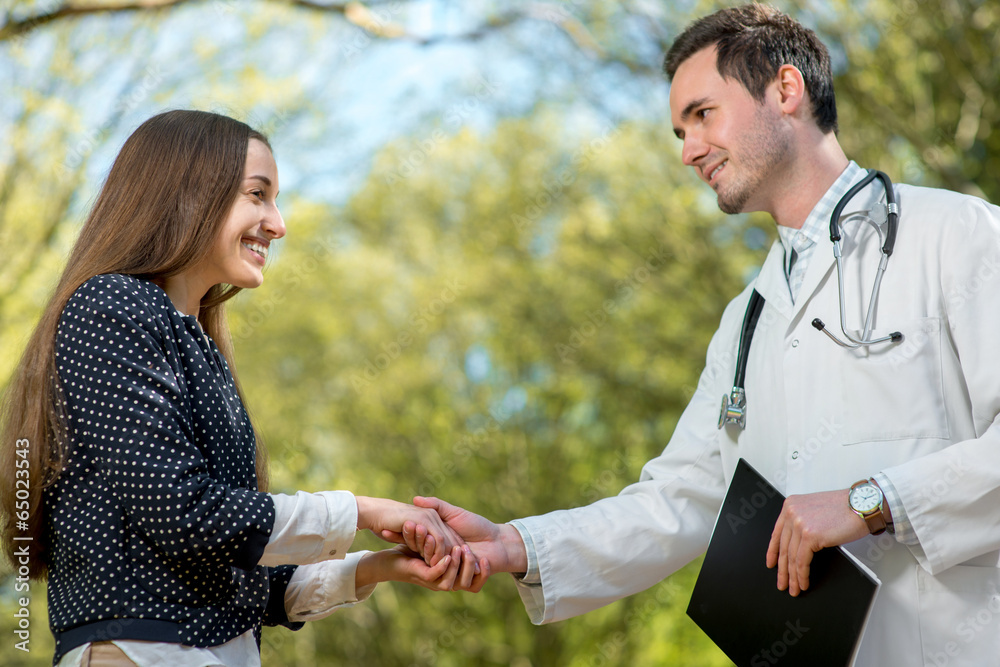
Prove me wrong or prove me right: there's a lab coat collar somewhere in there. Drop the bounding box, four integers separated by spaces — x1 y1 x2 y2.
751 240 795 319
751 174 890 325
790 177 891 317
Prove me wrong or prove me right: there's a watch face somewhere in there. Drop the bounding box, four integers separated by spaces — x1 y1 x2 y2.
850 484 882 513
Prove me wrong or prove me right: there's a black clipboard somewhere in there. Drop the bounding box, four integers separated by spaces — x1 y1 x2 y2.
687 459 879 667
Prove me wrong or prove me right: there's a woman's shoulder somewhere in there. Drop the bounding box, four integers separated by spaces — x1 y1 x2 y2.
69 274 164 310
64 274 174 332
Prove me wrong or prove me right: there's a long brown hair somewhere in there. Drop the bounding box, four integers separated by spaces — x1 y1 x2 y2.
0 110 272 578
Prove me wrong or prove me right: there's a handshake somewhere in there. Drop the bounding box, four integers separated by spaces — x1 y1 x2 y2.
354 495 528 593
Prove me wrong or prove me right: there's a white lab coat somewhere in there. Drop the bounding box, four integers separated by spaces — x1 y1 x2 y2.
515 179 1000 666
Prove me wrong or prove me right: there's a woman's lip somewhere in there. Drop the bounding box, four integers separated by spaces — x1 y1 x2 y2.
242 242 266 266
242 235 270 249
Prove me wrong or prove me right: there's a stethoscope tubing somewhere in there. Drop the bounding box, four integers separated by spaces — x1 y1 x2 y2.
820 169 902 348
722 168 903 429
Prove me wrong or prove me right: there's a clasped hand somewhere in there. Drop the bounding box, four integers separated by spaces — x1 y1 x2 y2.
356 496 487 591
379 496 526 592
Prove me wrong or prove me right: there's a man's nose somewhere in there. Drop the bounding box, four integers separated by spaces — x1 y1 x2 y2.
681 131 709 168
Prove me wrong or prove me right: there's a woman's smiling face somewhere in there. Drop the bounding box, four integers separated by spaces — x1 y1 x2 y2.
204 138 285 290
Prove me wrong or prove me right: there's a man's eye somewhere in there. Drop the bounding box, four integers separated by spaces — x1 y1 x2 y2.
698 108 711 119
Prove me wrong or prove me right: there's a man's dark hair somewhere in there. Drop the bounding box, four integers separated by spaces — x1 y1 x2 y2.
664 3 838 134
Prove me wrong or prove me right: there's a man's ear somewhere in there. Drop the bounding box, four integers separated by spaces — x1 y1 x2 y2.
773 64 807 117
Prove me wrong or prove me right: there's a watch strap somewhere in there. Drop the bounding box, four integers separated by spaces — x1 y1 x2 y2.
862 510 887 536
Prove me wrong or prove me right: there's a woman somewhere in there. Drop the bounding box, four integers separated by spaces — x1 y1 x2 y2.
0 110 482 666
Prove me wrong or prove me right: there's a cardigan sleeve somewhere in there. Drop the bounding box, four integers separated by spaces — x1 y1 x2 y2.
263 565 304 629
56 275 274 569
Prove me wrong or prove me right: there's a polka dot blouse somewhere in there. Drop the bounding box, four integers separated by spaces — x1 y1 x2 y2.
46 274 299 663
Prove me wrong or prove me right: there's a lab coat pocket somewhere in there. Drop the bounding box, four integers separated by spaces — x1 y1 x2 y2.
916 565 1000 667
838 316 949 446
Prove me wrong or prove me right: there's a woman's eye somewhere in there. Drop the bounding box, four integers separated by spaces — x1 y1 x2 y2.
251 189 264 200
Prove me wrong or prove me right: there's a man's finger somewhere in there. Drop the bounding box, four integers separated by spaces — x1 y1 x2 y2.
469 556 490 593
796 545 814 593
766 514 785 569
457 546 476 590
414 495 456 520
787 528 802 596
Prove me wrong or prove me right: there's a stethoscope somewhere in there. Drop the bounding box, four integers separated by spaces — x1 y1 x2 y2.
719 169 904 430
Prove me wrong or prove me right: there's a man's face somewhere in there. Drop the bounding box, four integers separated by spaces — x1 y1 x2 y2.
669 47 791 214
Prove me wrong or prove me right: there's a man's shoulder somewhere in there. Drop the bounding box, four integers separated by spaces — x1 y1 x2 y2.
896 183 1000 243
897 183 998 214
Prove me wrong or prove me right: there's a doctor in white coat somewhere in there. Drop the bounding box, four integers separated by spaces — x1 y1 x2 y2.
396 5 1000 666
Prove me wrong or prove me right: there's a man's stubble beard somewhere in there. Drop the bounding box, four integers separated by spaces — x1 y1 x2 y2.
716 107 793 215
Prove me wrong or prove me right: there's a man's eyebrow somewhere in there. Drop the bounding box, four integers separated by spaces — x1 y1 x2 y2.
679 96 710 123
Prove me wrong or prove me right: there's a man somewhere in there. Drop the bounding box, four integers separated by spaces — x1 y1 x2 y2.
399 5 1000 665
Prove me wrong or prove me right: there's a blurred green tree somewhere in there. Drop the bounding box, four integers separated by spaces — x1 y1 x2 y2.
812 0 1000 202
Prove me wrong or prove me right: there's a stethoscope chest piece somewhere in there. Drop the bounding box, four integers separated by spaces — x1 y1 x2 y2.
719 388 747 429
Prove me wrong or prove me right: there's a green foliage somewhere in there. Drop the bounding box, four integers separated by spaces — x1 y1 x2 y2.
803 0 1000 200
236 112 752 665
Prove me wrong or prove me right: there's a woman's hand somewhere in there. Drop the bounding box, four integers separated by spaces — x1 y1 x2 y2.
355 545 487 592
355 496 466 566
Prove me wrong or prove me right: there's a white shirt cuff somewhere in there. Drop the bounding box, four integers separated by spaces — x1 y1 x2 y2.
508 520 541 586
285 551 377 622
873 472 918 545
259 490 358 567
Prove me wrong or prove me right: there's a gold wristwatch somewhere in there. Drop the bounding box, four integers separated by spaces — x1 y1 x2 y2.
848 479 887 535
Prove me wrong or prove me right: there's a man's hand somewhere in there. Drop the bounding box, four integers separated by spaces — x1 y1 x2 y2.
380 496 527 592
355 496 465 566
765 489 870 596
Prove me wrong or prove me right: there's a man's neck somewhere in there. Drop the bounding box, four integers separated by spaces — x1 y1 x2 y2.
768 132 849 229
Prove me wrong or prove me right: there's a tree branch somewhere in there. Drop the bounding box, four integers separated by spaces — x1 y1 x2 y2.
1 0 192 40
1 0 622 59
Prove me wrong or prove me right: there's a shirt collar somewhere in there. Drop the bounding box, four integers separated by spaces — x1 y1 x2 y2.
776 161 866 255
